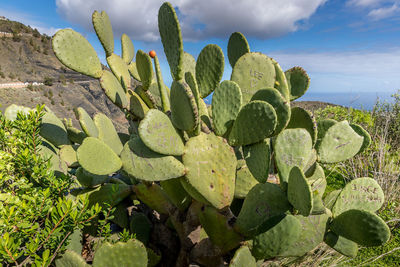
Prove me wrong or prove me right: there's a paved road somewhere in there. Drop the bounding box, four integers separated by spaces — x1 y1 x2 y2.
0 80 92 89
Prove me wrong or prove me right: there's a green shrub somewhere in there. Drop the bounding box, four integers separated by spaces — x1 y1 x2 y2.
43 76 53 86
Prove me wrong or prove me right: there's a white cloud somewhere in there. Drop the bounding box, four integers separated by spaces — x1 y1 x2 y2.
55 0 327 42
368 3 400 19
347 0 386 7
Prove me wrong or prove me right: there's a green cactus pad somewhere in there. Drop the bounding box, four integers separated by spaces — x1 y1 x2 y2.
324 232 358 258
128 61 140 81
317 121 364 163
147 248 161 267
64 119 86 144
127 90 149 119
182 51 196 77
330 209 390 247
75 167 108 187
76 107 98 138
285 66 310 101
304 149 317 174
288 166 313 216
286 107 317 146
183 71 201 134
40 112 71 148
180 177 212 206
130 212 152 244
252 215 302 260
148 82 162 109
92 10 114 57
135 85 156 108
121 33 134 64
92 240 147 267
235 164 259 199
332 177 384 216
182 133 236 209
153 55 170 111
280 213 330 257
77 137 122 175
350 123 371 154
139 109 184 156
136 50 153 90
235 183 291 237
100 70 128 108
59 145 78 167
170 80 198 131
160 178 192 211
272 59 290 101
65 229 82 255
229 100 277 146
120 137 185 182
274 128 312 187
324 189 341 210
227 32 250 68
307 164 326 195
107 53 131 89
4 104 31 121
198 206 243 251
231 52 276 103
39 142 68 174
158 2 184 81
243 139 270 182
93 113 123 155
212 80 242 136
55 250 89 267
52 29 102 78
195 44 224 98
251 88 291 135
229 246 256 267
133 183 174 215
316 118 337 146
87 183 132 209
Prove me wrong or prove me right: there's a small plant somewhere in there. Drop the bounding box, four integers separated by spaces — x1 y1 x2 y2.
43 76 53 86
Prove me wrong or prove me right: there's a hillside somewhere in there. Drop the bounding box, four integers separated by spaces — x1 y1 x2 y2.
0 18 128 132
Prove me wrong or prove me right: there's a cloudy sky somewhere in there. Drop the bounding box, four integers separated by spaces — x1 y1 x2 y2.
2 0 400 105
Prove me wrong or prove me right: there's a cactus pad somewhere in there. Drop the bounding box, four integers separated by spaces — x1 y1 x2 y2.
76 107 98 138
229 246 256 267
40 111 71 147
4 104 31 121
252 215 301 260
285 66 310 101
182 133 236 209
92 11 114 57
195 44 225 98
92 240 147 267
120 137 185 181
212 80 242 136
330 209 390 246
55 250 89 267
160 178 191 211
52 29 102 78
133 183 174 215
77 137 122 175
231 52 276 103
243 139 270 182
128 90 149 119
100 70 128 108
280 213 330 257
272 59 290 101
107 53 131 89
75 167 108 187
59 145 78 167
235 163 259 198
158 2 183 81
288 166 313 216
251 88 291 135
136 50 153 90
274 128 312 186
324 232 358 258
130 212 152 244
93 113 123 155
332 177 384 216
121 33 134 64
350 123 371 154
235 183 291 237
138 109 184 156
128 62 140 81
286 107 317 145
170 80 198 131
227 32 250 68
229 100 277 146
317 121 363 163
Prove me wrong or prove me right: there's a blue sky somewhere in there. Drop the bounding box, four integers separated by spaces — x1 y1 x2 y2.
2 0 400 104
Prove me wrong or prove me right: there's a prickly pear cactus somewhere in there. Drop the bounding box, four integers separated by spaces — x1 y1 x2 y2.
47 1 390 266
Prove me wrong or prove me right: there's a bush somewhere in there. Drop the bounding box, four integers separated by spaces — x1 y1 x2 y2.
43 76 53 86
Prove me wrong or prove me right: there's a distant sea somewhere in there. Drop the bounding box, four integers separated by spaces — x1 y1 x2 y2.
298 91 396 111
